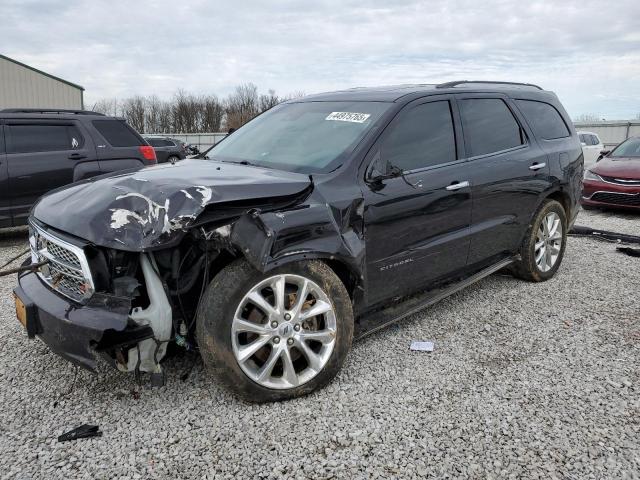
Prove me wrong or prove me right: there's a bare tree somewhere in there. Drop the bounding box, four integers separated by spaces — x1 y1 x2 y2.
259 89 280 112
281 90 306 102
144 95 163 133
575 113 602 123
121 96 146 132
92 98 119 116
201 95 225 132
225 83 260 130
91 84 306 133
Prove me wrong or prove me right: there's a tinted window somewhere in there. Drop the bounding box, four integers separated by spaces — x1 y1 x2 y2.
579 134 586 143
516 100 570 140
383 101 457 171
590 135 600 145
0 126 4 153
459 99 524 156
93 120 143 147
146 138 164 147
6 124 83 153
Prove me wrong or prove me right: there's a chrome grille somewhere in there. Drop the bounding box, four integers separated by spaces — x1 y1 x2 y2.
29 224 94 303
46 241 82 269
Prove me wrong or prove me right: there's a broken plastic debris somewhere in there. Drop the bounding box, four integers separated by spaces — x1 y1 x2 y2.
617 247 640 258
410 340 434 352
58 424 102 442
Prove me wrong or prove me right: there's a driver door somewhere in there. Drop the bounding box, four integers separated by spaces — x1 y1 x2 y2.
362 97 473 306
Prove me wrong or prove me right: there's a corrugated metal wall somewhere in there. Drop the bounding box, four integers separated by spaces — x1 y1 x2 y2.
0 56 83 109
573 121 640 149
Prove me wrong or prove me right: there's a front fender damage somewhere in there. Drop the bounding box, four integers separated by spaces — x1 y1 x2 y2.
223 196 366 303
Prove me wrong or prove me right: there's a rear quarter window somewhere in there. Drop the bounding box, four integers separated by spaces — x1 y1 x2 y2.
516 100 570 140
93 120 143 147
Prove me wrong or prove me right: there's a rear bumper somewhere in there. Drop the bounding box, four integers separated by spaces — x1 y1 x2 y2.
581 180 640 210
14 267 151 371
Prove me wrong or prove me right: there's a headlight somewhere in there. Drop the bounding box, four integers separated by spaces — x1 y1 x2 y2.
584 170 603 182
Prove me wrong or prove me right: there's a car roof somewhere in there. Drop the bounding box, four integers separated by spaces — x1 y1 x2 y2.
577 131 599 136
296 81 555 103
0 109 119 121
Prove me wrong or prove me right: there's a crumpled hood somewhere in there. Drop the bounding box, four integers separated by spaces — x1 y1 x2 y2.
592 157 640 179
32 159 312 250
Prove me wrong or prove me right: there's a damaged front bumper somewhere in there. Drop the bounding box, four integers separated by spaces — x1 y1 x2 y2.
14 264 155 372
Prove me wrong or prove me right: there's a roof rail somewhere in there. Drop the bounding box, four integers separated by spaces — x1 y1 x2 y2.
0 108 105 116
435 80 543 91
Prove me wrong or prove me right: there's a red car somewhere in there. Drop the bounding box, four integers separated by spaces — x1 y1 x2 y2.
582 136 640 210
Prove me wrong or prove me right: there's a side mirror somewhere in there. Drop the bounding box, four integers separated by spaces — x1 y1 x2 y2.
596 149 610 162
367 151 392 180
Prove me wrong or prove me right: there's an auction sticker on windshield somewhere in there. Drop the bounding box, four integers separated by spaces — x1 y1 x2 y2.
325 112 371 123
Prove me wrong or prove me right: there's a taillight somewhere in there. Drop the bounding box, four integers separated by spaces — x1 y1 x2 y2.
139 145 157 163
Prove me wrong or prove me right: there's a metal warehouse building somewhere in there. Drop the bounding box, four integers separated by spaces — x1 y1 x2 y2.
0 54 84 110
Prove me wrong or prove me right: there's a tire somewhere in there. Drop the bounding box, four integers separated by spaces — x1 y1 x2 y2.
167 155 180 163
511 199 567 282
196 259 354 402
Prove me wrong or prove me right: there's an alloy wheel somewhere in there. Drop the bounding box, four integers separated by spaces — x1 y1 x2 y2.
534 211 563 272
231 274 337 389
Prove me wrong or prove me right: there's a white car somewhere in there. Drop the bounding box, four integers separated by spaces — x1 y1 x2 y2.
578 131 604 168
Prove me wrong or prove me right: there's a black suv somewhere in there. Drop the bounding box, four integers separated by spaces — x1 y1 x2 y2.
0 109 157 227
14 82 583 401
143 136 187 163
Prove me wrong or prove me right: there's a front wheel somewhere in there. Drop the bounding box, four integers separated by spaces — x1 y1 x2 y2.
511 199 567 282
196 260 353 402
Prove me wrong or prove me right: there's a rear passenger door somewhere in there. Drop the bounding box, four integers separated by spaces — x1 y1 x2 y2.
90 119 147 172
0 123 10 227
5 121 94 225
455 95 550 266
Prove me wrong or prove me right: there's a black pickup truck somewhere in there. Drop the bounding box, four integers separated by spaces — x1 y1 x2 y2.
0 109 157 227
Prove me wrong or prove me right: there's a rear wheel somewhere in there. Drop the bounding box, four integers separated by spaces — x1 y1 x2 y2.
511 199 567 282
196 259 353 402
167 155 180 163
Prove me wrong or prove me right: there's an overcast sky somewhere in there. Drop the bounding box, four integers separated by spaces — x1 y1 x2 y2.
3 0 640 119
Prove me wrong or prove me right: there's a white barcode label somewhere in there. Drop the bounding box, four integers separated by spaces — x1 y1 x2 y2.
325 112 371 123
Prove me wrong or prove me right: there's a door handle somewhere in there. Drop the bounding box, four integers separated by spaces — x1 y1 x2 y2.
445 180 470 191
529 162 546 171
68 153 87 160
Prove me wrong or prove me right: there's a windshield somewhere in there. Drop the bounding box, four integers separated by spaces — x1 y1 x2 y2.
611 137 640 158
204 101 391 173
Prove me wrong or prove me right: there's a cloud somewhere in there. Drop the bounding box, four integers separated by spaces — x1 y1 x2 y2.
3 0 640 118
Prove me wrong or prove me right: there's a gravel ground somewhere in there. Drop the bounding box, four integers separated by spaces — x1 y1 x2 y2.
0 210 638 479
